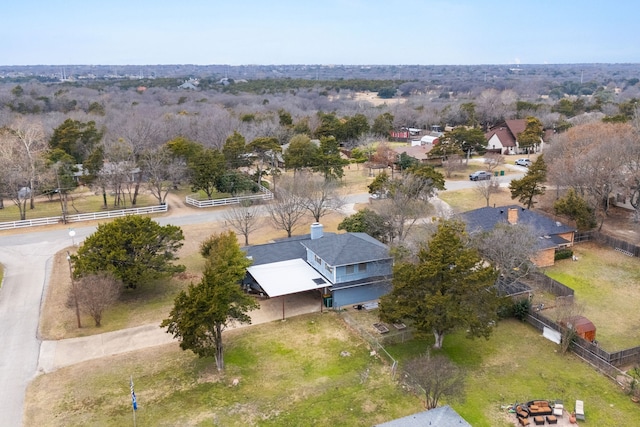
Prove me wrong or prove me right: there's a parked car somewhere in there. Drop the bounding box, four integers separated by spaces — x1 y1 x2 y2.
469 170 492 181
515 158 532 167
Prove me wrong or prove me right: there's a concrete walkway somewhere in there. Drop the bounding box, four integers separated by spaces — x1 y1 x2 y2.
37 290 323 373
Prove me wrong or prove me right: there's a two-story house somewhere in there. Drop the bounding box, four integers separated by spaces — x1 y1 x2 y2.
244 223 393 309
484 119 552 155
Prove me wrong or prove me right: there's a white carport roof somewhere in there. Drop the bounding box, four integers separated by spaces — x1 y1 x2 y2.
246 258 328 297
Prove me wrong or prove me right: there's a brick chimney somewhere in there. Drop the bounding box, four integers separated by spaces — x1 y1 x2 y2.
507 207 518 225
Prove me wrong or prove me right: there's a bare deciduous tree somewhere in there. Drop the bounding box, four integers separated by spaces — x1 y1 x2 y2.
474 177 501 207
75 271 122 327
473 222 538 284
483 152 504 172
441 153 465 178
298 173 345 222
140 146 187 205
404 353 465 409
224 201 262 246
8 117 47 209
266 177 307 238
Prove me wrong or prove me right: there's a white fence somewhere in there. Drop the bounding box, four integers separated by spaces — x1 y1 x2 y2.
0 204 168 231
185 185 273 208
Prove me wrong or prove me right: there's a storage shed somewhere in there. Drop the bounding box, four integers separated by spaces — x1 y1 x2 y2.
563 316 596 342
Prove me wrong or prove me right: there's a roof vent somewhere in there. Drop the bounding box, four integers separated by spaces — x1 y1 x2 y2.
556 221 562 227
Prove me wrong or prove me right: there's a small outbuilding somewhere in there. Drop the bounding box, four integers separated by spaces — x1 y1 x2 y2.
562 316 596 342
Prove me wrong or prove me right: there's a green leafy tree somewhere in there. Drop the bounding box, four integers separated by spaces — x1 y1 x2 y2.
222 131 249 169
368 171 389 196
72 216 185 289
460 102 477 126
166 136 203 163
312 136 348 180
284 134 318 174
343 113 370 141
435 127 487 159
554 188 596 230
509 155 547 209
314 112 344 140
517 116 544 154
349 147 369 168
380 220 499 349
397 152 418 170
48 118 103 163
278 109 293 127
372 112 394 137
162 231 258 371
189 148 226 198
338 208 392 243
216 170 258 195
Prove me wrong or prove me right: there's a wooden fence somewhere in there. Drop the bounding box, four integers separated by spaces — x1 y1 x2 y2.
575 230 640 257
185 185 273 208
0 204 168 231
527 272 574 297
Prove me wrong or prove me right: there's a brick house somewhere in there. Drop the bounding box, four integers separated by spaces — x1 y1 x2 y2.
461 205 576 267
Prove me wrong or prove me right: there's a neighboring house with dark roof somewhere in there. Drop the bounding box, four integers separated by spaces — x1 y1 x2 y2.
374 405 472 427
244 223 392 309
461 205 576 267
485 119 545 155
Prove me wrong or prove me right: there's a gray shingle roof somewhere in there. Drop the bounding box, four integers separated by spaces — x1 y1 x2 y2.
461 205 575 237
374 405 472 427
300 233 391 266
244 239 307 266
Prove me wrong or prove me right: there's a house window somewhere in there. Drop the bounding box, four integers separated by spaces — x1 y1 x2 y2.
314 254 321 265
325 264 333 274
346 265 355 275
358 263 367 272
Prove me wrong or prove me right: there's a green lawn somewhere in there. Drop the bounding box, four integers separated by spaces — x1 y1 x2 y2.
385 318 637 427
25 314 638 426
25 312 423 427
0 190 158 222
544 242 640 351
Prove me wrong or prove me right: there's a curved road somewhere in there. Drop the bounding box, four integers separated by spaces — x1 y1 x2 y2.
0 168 525 426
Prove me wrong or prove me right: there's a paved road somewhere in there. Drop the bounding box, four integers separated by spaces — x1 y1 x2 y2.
0 169 524 426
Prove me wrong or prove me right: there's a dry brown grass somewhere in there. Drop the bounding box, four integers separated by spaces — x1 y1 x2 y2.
38 204 349 340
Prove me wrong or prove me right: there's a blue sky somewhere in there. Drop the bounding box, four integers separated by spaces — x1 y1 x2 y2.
3 0 638 65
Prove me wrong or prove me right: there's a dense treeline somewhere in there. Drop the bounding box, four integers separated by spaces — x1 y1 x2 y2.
0 67 639 222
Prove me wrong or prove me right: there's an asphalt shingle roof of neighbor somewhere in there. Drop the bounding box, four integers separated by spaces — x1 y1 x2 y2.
300 232 391 267
374 405 472 427
461 205 575 237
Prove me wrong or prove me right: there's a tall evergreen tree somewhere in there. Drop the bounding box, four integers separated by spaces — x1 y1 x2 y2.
380 220 499 349
162 231 258 371
509 154 547 209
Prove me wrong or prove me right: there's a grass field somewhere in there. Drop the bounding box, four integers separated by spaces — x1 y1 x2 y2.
0 189 158 222
544 242 640 351
25 314 638 426
438 187 517 213
26 312 423 427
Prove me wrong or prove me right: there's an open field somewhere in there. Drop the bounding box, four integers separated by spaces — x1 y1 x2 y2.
0 189 159 222
438 187 517 213
543 242 640 351
25 313 639 426
381 317 638 427
26 312 423 427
